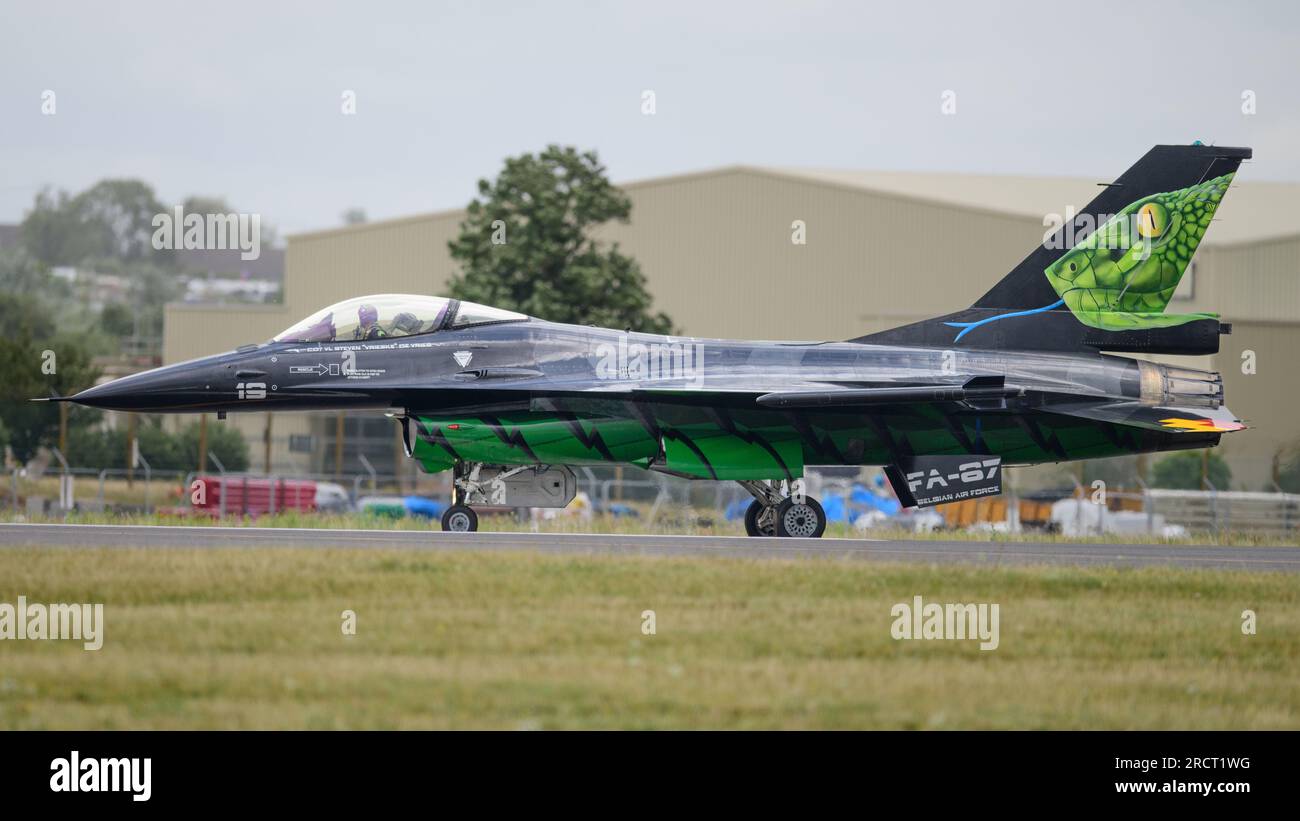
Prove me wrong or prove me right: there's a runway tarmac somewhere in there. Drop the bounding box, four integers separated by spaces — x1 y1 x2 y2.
1 523 1297 571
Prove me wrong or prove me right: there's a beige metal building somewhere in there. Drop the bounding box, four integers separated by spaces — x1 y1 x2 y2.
163 166 1300 489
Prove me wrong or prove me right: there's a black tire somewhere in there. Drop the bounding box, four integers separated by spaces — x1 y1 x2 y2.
743 499 777 537
441 504 479 532
775 496 826 538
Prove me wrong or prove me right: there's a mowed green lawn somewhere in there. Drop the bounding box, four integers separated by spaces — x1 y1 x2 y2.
0 546 1296 729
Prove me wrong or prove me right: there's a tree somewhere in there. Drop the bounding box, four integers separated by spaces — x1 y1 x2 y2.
19 188 102 267
0 249 143 465
447 145 675 334
1151 450 1232 490
62 419 249 472
0 293 99 462
21 180 167 267
21 181 276 272
100 303 137 338
63 423 128 471
0 246 63 296
72 179 168 263
182 195 235 217
178 195 279 255
1275 443 1300 493
179 421 249 472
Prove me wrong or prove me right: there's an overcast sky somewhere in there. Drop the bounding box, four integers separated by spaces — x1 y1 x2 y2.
3 0 1298 237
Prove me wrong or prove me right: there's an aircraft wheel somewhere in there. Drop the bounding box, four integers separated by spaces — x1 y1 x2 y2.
441 504 479 532
775 496 826 538
743 500 777 537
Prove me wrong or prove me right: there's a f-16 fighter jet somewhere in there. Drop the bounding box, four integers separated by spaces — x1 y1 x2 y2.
65 144 1249 536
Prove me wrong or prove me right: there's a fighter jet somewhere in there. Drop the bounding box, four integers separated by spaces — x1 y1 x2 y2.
66 144 1249 536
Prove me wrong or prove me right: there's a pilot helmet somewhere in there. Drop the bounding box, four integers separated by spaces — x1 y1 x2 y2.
358 304 379 327
391 312 422 334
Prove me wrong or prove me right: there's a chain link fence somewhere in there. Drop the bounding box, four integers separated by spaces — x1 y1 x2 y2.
7 458 1299 538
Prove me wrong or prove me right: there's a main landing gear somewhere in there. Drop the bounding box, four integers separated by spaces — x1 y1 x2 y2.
737 480 826 538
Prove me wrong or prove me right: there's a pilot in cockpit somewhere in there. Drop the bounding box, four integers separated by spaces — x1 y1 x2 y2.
390 311 423 336
354 304 388 340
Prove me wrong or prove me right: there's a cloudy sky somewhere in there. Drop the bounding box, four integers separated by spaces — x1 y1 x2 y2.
3 0 1298 236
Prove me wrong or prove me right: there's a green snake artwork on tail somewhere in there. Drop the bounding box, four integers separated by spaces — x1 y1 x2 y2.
941 170 1233 342
1042 173 1232 331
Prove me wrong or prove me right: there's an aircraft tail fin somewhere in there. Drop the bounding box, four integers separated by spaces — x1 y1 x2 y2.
853 143 1251 355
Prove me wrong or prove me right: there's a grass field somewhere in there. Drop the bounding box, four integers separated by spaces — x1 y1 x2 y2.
0 545 1296 729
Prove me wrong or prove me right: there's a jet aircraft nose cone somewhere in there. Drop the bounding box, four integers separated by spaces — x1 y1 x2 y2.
68 360 220 412
68 380 135 410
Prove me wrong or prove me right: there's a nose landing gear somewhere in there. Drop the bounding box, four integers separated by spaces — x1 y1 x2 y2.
441 461 482 532
438 462 579 532
441 504 479 532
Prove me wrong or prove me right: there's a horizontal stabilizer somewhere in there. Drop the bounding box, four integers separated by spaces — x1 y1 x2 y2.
1041 401 1245 434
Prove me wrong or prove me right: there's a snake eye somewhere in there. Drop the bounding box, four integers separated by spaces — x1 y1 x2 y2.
1137 202 1168 238
1068 262 1076 272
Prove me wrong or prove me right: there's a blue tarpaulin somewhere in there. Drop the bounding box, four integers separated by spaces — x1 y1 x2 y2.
728 484 902 523
403 496 447 518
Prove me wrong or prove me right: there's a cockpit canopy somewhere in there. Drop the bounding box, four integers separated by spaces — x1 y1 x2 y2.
273 294 527 343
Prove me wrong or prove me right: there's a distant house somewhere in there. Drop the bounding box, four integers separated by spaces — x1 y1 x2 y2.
183 276 280 303
0 221 285 283
172 246 285 283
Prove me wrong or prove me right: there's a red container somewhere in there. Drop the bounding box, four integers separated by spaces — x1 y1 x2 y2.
192 476 318 516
